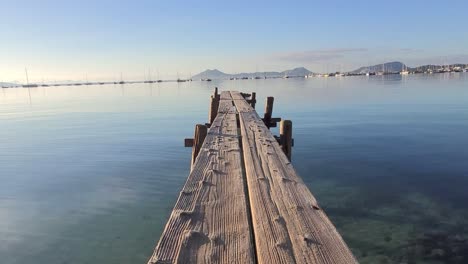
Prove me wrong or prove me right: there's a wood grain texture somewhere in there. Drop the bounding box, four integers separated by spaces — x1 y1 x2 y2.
220 90 233 100
150 90 356 264
148 91 255 264
230 91 245 100
231 91 357 264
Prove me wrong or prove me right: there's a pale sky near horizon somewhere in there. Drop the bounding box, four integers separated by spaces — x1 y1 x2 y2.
1 0 467 82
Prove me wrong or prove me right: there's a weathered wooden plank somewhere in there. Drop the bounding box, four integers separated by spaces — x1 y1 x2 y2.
231 91 357 264
218 91 235 114
220 90 232 100
148 92 255 264
230 91 245 100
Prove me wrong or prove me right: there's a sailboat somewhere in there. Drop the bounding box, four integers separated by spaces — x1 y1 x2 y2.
400 64 409 75
41 78 49 87
335 64 344 77
144 69 153 83
176 72 186 82
200 71 211 81
22 68 38 88
1 79 9 88
335 66 344 77
119 73 125 84
84 75 92 85
364 65 370 76
254 68 262 79
377 63 385 76
157 70 163 82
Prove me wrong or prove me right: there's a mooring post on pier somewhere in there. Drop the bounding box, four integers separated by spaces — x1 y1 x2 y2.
250 92 256 108
209 88 220 125
263 96 281 128
263 96 274 127
191 124 207 169
264 96 274 120
213 87 220 100
209 95 219 124
280 120 293 161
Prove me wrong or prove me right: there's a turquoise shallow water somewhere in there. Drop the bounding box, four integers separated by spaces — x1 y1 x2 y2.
1 73 468 263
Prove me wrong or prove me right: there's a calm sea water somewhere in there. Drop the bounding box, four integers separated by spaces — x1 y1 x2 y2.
1 73 468 264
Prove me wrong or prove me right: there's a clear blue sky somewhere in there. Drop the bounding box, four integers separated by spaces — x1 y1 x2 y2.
1 0 467 82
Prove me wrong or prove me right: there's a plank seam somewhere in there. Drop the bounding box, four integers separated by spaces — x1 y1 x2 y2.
234 98 259 264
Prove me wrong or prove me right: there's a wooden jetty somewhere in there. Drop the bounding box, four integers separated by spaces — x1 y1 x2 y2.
148 89 357 264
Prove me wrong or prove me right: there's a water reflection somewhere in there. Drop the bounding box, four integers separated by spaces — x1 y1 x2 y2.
1 73 468 263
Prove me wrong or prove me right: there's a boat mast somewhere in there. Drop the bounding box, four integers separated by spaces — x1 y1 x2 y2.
25 68 30 85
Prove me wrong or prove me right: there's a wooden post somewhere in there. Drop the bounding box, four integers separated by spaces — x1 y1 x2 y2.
191 124 207 169
280 120 292 161
184 138 194 147
209 95 219 124
250 92 256 108
209 88 220 124
263 96 274 127
213 87 220 100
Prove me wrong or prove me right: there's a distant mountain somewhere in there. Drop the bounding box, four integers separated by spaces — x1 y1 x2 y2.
192 67 313 80
192 69 231 80
280 67 313 77
352 61 406 74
